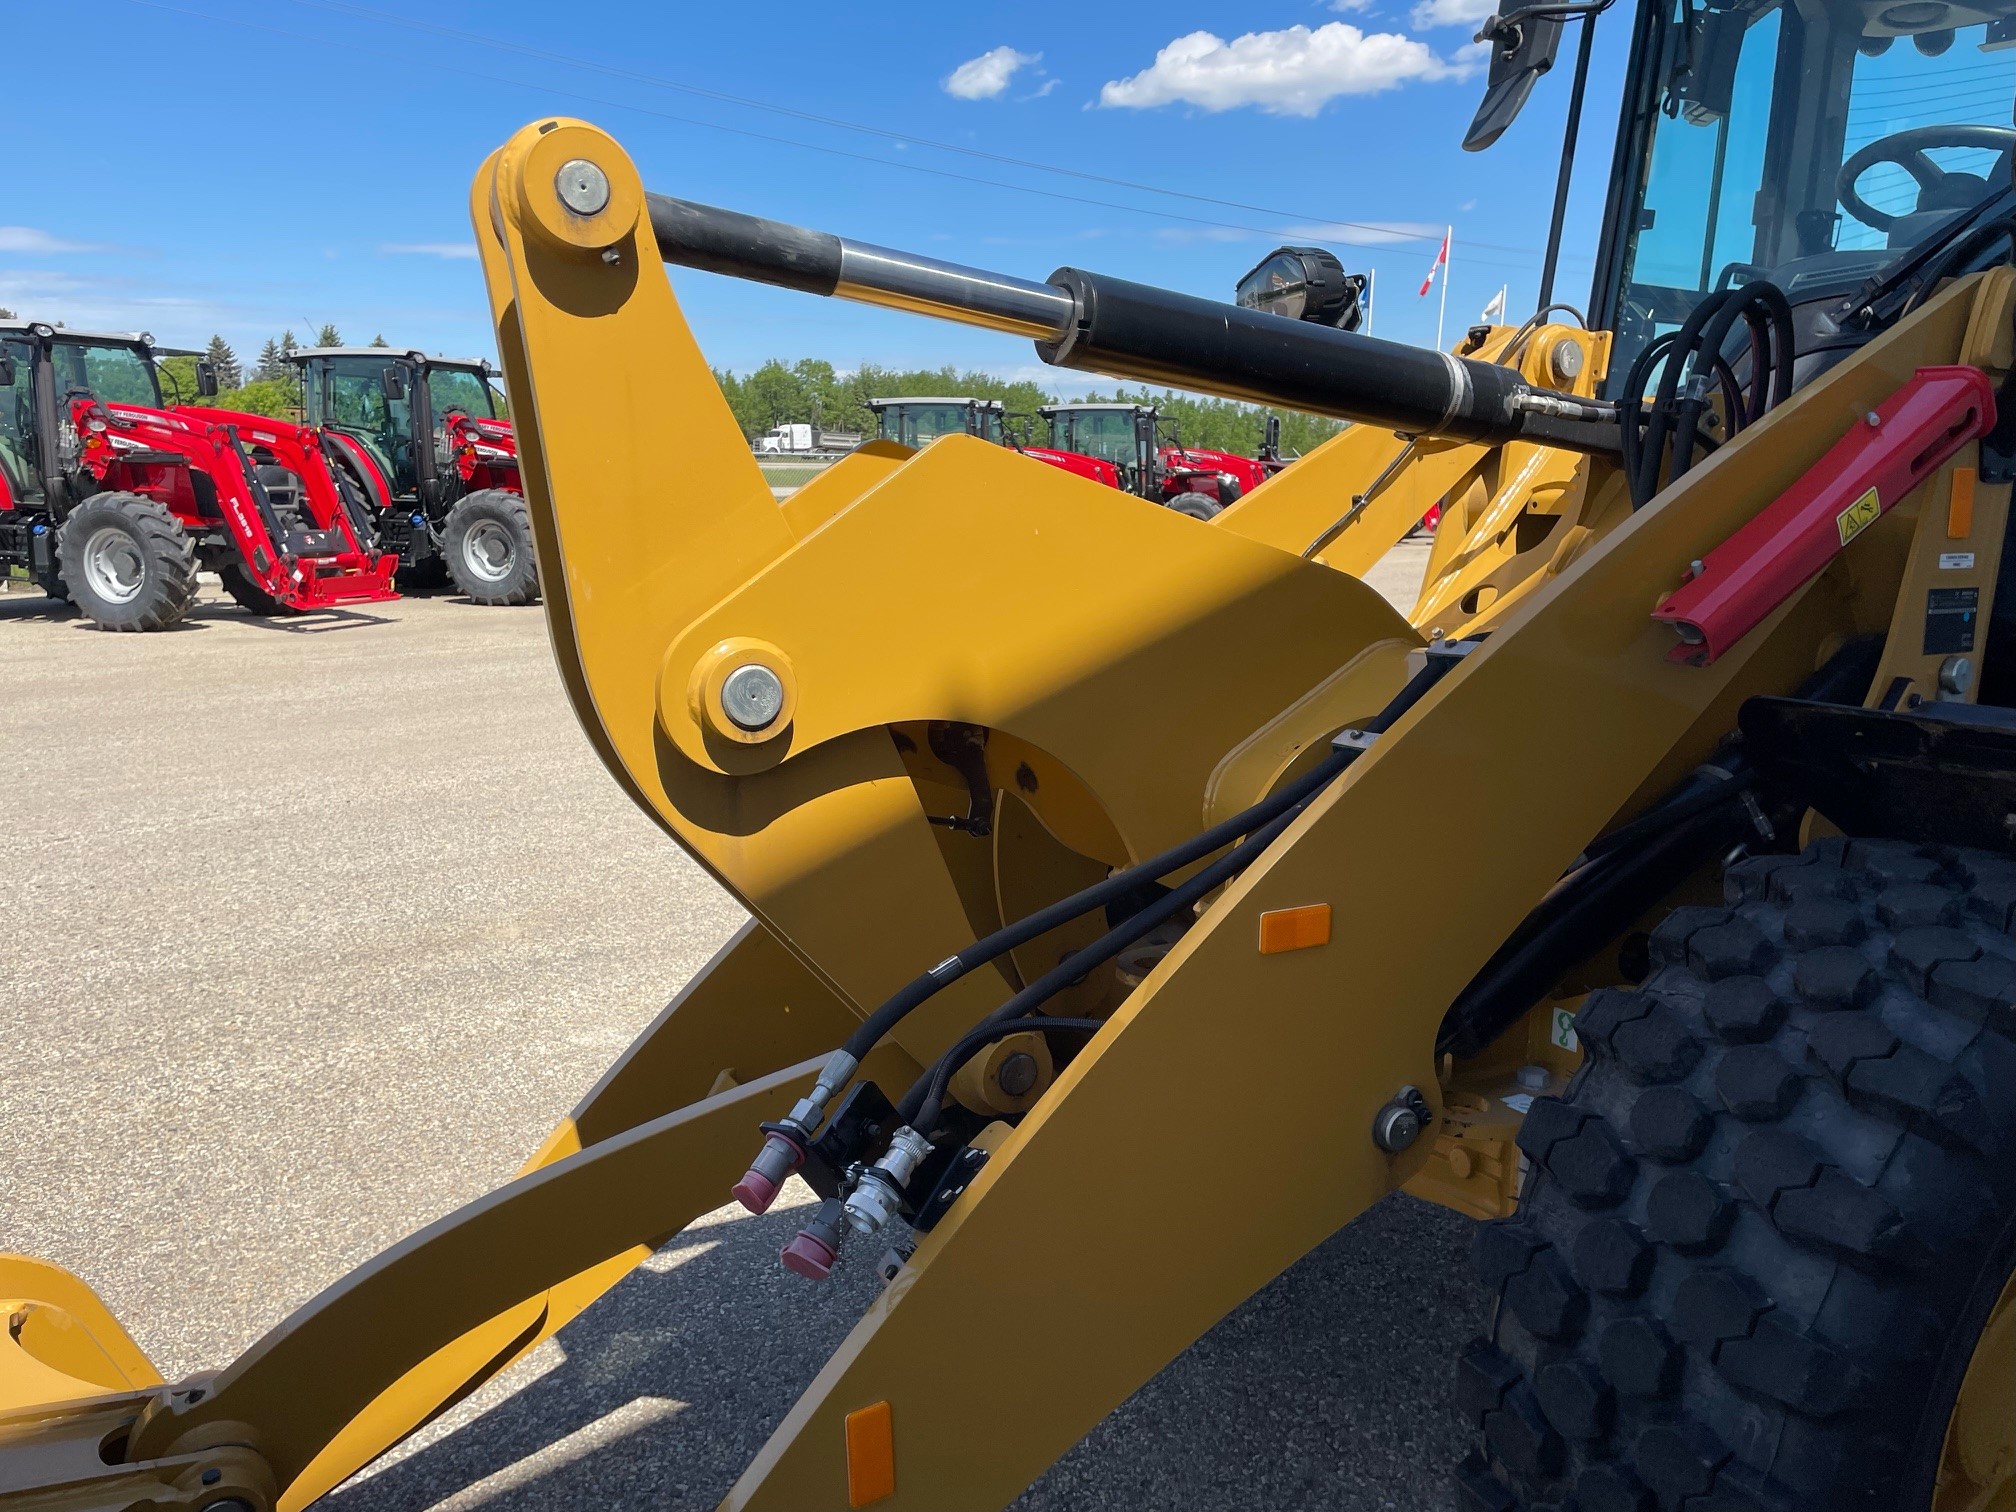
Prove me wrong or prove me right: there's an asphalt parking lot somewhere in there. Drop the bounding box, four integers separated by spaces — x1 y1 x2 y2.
0 537 1481 1512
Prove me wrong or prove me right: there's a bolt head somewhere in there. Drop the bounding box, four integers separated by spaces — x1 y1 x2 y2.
1867 411 1884 428
555 158 612 216
720 663 785 731
1940 656 1975 696
996 1051 1039 1098
1373 1101 1422 1154
1550 338 1585 382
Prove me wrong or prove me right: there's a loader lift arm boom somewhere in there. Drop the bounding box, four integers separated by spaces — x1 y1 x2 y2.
4 50 2014 1507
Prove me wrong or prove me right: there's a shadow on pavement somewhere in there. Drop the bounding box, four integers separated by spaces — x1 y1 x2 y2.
321 1194 1480 1512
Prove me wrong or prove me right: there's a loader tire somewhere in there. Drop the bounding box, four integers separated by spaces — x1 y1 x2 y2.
218 561 296 617
442 489 538 606
1170 493 1223 522
1458 836 2016 1512
55 491 197 631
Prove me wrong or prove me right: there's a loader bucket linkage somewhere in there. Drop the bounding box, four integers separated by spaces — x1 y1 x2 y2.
6 4 2016 1507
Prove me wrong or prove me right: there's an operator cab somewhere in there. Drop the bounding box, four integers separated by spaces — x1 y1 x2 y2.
1590 0 2016 390
292 348 504 503
867 397 1007 449
1041 402 1161 493
0 323 191 510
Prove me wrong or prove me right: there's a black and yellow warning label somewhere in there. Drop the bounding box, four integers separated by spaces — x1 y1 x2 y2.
1836 486 1882 546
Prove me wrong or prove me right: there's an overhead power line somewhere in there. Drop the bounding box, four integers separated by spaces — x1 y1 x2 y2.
287 0 1552 258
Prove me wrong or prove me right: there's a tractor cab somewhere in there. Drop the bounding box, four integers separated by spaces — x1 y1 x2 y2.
291 348 510 510
1475 0 2016 388
1041 401 1161 496
290 347 533 603
866 396 1007 448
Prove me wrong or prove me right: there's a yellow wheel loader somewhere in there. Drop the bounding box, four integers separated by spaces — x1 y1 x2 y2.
7 3 2016 1509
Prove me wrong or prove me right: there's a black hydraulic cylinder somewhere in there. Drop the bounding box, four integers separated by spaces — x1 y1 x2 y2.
642 192 1616 451
1038 268 1530 444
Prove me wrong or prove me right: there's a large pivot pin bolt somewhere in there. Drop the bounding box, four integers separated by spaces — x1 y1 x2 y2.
555 158 612 217
1371 1085 1433 1154
720 664 786 731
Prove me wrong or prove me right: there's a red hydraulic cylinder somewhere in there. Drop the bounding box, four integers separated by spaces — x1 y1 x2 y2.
1652 365 1997 666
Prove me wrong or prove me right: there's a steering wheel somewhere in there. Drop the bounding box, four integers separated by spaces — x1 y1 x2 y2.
1837 124 2016 233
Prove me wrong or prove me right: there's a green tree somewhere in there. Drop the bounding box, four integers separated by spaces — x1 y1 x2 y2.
368 333 389 348
204 335 242 389
0 307 14 319
315 324 341 348
155 354 200 405
254 338 282 381
278 329 299 362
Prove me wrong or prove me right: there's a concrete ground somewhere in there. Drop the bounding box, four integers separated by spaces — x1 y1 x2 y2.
0 537 1481 1512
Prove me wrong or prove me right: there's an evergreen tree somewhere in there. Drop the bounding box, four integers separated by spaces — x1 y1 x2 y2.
368 333 389 348
315 323 342 348
254 338 282 381
278 329 299 363
204 335 242 389
0 307 14 320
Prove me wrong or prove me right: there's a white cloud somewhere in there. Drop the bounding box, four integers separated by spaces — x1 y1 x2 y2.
1024 77 1061 100
1329 0 1380 11
944 46 1041 100
380 242 479 260
1099 23 1473 117
0 227 114 255
1411 0 1496 29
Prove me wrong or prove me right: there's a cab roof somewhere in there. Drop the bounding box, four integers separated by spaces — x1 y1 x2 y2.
285 348 493 369
0 321 199 357
866 396 1004 409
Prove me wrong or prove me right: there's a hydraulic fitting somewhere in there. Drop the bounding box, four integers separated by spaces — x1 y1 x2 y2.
732 1128 805 1215
780 1198 849 1281
844 1126 933 1236
731 1049 858 1213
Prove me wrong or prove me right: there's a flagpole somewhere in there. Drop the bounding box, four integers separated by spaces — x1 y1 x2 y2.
1437 225 1452 351
1367 267 1377 336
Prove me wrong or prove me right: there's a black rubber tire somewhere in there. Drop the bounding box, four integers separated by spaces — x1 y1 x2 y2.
441 489 538 606
1169 493 1223 521
54 491 198 631
1458 835 2016 1512
218 561 297 617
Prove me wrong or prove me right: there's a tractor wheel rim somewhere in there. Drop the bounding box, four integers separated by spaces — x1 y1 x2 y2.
462 520 514 583
1937 1265 2016 1509
81 526 145 605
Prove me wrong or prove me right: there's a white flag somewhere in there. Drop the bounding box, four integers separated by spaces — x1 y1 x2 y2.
1481 286 1507 322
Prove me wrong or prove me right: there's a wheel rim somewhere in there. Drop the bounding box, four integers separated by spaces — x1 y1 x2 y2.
81 526 146 605
1938 1268 2016 1509
461 519 515 583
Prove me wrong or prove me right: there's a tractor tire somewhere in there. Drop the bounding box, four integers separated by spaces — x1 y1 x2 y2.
218 561 297 617
1170 494 1223 522
1457 836 2016 1512
55 491 197 631
442 489 538 606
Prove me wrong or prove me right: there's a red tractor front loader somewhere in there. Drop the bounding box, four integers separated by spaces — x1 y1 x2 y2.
0 321 396 630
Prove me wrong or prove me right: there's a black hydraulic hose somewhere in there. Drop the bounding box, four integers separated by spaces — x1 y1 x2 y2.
837 655 1454 1064
904 801 1306 1132
1437 801 1747 1059
837 755 1336 1063
903 1017 1105 1134
1575 761 1751 870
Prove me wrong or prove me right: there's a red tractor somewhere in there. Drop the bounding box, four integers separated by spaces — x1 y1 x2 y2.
288 347 534 606
864 395 1126 477
1040 401 1279 518
0 319 396 630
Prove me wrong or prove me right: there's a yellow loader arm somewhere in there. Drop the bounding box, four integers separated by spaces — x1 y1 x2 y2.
4 115 2009 1512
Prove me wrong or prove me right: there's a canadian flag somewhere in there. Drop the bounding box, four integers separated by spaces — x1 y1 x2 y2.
1419 229 1451 296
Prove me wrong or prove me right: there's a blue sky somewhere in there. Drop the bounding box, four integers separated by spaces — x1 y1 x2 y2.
4 0 1636 391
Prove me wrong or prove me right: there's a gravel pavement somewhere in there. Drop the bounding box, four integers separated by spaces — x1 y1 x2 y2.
0 537 1479 1512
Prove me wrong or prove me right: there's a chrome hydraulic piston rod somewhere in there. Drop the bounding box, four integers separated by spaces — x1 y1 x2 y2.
644 192 1619 452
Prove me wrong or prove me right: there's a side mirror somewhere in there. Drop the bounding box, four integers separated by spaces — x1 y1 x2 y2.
195 359 219 398
1236 246 1367 331
0 354 14 386
1673 8 1746 123
1463 6 1566 152
382 366 407 401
